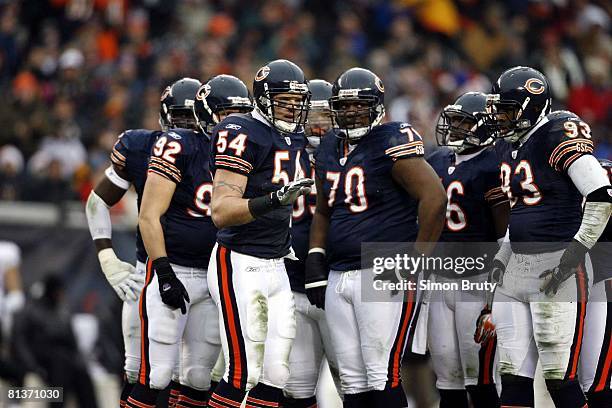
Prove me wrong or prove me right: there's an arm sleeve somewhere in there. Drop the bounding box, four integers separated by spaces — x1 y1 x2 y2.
148 133 188 184
212 124 257 176
384 123 425 162
547 118 595 173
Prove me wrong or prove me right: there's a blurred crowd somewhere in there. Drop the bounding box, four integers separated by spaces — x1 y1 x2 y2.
0 0 609 203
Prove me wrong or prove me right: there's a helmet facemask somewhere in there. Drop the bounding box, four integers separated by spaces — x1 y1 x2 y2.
257 83 310 134
305 100 333 153
330 95 385 141
436 107 493 153
168 105 199 131
490 95 550 143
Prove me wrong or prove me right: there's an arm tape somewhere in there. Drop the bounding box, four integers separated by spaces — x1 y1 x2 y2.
574 200 612 249
105 166 131 190
567 155 610 197
494 229 512 268
86 191 113 240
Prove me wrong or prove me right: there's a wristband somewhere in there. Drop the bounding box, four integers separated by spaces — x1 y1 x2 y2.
248 193 281 219
309 247 326 255
152 257 173 278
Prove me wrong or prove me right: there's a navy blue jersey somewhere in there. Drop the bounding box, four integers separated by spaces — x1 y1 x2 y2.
285 151 317 292
210 113 307 259
147 128 217 268
496 111 595 253
316 122 424 271
111 129 161 263
590 166 612 284
427 147 507 277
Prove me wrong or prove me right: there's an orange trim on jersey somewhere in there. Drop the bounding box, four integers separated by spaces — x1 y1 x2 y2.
388 147 422 157
215 160 251 174
391 289 415 387
549 139 593 164
148 168 181 184
220 246 243 389
568 266 588 380
150 157 182 178
148 162 181 181
385 141 423 155
216 155 253 171
138 259 154 385
112 147 127 162
482 336 495 385
594 306 612 392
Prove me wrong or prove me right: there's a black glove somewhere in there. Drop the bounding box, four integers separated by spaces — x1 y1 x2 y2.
539 239 589 297
305 250 328 309
153 257 190 314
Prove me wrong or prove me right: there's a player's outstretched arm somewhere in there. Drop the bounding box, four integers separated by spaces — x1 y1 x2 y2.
305 176 330 309
211 169 314 229
86 166 143 302
392 158 447 256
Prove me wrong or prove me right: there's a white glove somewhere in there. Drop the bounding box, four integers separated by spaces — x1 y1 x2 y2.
98 248 145 302
275 178 314 205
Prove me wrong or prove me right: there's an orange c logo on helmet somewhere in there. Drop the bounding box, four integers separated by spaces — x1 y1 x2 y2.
196 84 211 101
375 76 385 92
525 78 545 95
255 66 270 82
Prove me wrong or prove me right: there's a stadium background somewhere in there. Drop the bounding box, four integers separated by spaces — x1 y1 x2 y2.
0 0 609 406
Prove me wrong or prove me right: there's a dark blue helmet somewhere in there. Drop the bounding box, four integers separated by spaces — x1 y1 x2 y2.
306 79 333 149
435 92 494 153
160 77 202 131
253 59 310 134
330 67 385 141
194 74 253 135
490 66 551 142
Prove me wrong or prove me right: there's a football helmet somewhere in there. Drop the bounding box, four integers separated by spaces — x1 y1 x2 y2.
194 74 253 135
306 79 333 152
330 67 385 141
159 78 202 131
253 59 310 134
435 92 494 153
490 66 551 142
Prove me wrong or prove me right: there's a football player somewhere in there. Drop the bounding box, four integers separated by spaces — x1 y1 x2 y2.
127 76 253 408
206 59 313 407
306 67 447 407
488 66 612 408
427 92 508 408
578 159 612 408
282 79 340 407
85 79 194 407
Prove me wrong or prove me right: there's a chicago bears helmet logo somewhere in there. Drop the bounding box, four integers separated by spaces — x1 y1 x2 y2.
375 76 385 92
160 86 171 101
196 84 211 100
524 78 545 95
255 66 270 82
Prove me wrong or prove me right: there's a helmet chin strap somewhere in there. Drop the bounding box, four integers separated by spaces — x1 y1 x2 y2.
344 107 385 141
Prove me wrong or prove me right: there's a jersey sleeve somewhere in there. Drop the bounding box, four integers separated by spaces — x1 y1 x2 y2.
148 131 190 184
384 123 425 162
110 132 129 171
547 117 595 173
211 123 258 176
